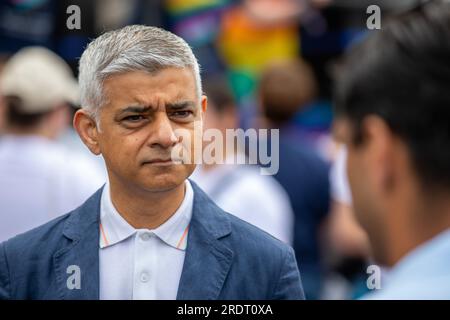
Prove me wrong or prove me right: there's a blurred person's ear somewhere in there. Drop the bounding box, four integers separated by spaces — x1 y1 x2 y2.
202 98 217 131
73 108 101 155
359 115 398 197
199 95 208 134
200 95 207 119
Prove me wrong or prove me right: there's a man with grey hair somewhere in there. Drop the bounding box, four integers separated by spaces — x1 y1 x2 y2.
0 25 304 300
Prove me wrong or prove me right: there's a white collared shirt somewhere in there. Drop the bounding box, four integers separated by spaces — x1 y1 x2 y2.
99 180 193 300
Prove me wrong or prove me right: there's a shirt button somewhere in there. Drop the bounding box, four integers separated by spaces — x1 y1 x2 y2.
140 233 151 241
140 271 150 283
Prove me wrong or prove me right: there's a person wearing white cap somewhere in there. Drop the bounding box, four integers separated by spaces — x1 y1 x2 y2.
0 47 106 242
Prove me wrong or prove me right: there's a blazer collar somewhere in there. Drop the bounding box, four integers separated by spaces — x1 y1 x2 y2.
54 186 103 299
55 180 234 300
176 181 234 300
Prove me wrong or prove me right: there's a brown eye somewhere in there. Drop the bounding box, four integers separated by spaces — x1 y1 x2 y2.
171 111 193 118
124 115 145 122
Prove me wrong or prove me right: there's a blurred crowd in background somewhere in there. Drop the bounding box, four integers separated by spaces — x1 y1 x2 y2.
0 0 428 300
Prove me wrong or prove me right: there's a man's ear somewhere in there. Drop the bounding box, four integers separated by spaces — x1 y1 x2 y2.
200 95 207 118
362 115 396 193
73 109 101 155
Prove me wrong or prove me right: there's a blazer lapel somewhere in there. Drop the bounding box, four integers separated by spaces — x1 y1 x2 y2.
53 187 103 300
51 182 233 300
177 181 234 300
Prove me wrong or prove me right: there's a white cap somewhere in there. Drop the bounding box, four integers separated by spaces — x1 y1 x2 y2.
0 47 78 114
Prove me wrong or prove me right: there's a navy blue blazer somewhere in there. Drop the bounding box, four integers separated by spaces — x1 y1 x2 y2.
0 181 304 300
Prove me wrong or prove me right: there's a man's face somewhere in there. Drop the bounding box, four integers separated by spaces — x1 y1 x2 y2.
97 68 206 192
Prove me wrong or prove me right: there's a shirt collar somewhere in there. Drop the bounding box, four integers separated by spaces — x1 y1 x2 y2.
383 228 450 285
99 180 193 251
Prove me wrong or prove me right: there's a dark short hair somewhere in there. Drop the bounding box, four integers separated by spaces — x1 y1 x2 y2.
335 0 450 190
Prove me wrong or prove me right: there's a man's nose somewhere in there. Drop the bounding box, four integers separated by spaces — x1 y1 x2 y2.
148 113 179 149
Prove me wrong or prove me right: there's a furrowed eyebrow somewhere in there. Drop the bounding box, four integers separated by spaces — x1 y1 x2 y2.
166 101 196 110
115 102 196 121
117 105 153 116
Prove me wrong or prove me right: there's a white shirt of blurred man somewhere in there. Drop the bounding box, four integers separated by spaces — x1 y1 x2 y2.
191 80 294 244
0 47 105 242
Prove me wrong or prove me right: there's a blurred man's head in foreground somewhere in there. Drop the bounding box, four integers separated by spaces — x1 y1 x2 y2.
334 0 450 266
0 47 77 139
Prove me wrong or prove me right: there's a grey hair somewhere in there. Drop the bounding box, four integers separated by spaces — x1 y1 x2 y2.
78 25 202 121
